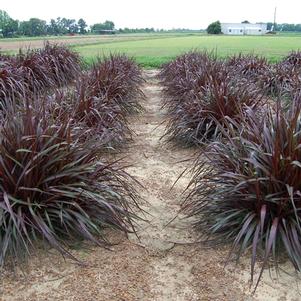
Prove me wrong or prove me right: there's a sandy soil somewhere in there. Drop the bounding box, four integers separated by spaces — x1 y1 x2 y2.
0 70 300 301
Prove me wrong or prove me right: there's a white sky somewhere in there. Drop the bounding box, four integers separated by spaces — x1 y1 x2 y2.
2 0 301 29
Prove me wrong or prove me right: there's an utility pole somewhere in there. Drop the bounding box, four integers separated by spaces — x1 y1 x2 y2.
274 6 277 32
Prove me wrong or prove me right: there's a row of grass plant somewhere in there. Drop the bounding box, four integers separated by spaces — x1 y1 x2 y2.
160 51 301 289
0 47 144 267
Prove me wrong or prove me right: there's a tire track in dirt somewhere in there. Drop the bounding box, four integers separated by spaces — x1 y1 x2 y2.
126 69 199 300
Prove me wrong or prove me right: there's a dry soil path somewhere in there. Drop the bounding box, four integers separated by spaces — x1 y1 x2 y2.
0 70 300 301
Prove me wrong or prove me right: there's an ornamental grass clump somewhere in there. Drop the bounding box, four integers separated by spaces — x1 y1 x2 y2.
258 62 301 97
283 50 301 69
72 79 132 147
184 97 301 288
159 51 221 106
38 42 82 86
0 63 28 101
0 54 14 65
160 52 263 145
47 54 144 149
0 103 140 267
14 43 81 92
14 49 54 92
0 43 81 104
258 51 301 97
48 79 132 149
87 54 144 114
226 54 269 81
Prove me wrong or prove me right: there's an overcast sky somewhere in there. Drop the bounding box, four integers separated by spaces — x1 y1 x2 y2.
2 0 300 29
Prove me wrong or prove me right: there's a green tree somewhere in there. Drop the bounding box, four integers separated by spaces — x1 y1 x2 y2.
68 19 78 34
47 18 59 35
0 10 19 37
91 20 115 32
207 21 221 34
47 17 85 35
0 10 10 30
78 18 87 34
2 18 18 37
19 18 47 36
282 23 296 31
55 17 68 35
295 24 301 32
60 18 78 34
267 22 273 31
103 20 115 30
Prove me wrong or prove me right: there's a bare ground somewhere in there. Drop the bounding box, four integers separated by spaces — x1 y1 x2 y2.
0 34 167 52
0 70 300 301
0 35 134 51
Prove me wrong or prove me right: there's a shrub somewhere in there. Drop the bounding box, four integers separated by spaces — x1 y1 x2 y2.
207 21 222 34
183 98 301 288
0 104 140 266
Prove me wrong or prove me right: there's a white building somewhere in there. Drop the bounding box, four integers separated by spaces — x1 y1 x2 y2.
221 23 267 35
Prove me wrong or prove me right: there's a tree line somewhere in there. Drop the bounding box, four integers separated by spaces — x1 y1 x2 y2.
0 10 202 38
266 22 301 32
0 10 91 37
0 10 122 37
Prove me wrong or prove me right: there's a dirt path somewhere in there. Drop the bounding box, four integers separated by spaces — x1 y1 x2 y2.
1 70 300 301
124 70 248 301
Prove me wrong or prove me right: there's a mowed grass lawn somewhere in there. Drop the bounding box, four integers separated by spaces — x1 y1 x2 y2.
73 34 301 68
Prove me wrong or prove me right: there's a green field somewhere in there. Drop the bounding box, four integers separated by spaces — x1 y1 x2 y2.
73 34 301 68
2 33 301 68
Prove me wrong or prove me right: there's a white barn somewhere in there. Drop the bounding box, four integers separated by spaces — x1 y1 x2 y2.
221 23 267 35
